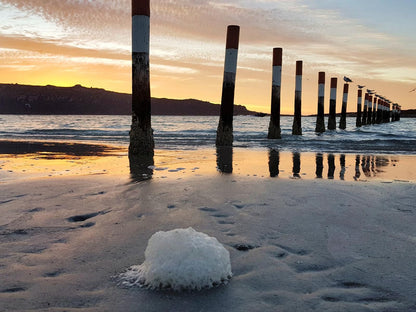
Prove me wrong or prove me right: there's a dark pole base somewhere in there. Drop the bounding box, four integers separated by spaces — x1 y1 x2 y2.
216 121 233 146
268 121 281 139
129 122 154 156
339 117 346 130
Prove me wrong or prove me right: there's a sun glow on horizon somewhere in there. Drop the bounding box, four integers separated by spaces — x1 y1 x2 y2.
0 0 415 113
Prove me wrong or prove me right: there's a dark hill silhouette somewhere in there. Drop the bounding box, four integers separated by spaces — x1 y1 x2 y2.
0 83 257 116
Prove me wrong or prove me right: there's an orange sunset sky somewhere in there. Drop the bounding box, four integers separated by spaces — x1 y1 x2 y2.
1 0 415 114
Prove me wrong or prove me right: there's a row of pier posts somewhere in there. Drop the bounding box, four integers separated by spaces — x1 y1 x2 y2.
129 3 403 156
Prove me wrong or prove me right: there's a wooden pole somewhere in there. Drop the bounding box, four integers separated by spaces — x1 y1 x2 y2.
376 98 382 124
292 61 303 135
216 25 240 146
268 48 282 139
129 0 154 157
367 95 373 125
356 89 362 127
339 83 348 129
315 72 325 133
372 96 377 124
362 93 368 125
328 78 337 130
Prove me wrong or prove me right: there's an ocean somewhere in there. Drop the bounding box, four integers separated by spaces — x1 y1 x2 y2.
0 115 415 154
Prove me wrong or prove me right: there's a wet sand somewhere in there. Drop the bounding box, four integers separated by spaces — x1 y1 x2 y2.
1 141 416 311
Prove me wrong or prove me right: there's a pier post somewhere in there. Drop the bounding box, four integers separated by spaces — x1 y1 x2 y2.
398 105 401 121
376 98 382 124
356 89 362 127
315 72 326 133
339 83 348 129
363 94 369 125
339 154 346 180
362 93 368 125
387 102 390 123
367 95 373 125
292 61 303 135
129 0 154 157
268 48 282 139
381 100 386 123
328 78 337 130
216 25 240 146
372 96 377 124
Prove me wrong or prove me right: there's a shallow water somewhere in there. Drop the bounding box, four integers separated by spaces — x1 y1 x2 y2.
0 115 415 154
1 147 415 183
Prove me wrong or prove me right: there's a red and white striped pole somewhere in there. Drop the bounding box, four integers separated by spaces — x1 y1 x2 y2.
216 25 240 146
268 47 282 139
356 89 362 127
315 72 325 133
376 97 382 124
339 83 348 129
387 101 391 122
362 93 368 125
372 96 377 124
367 95 373 125
383 101 387 123
292 60 303 135
328 78 337 130
129 0 154 157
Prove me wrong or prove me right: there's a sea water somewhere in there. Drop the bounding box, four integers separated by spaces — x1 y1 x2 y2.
0 115 415 154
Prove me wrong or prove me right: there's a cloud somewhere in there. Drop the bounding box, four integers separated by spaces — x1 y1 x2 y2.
1 0 416 110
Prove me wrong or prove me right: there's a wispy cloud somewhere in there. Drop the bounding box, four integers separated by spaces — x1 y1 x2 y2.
1 0 415 111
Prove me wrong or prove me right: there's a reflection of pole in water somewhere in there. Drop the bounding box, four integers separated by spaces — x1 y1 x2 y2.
292 152 301 178
362 155 371 177
375 155 389 170
327 154 335 179
339 154 346 180
371 155 376 175
354 155 361 180
315 153 323 178
129 153 154 182
268 149 280 177
216 146 233 174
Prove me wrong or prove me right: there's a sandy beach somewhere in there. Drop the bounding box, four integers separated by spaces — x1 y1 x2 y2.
1 142 415 311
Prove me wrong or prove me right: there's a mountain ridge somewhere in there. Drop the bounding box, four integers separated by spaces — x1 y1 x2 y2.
0 83 258 116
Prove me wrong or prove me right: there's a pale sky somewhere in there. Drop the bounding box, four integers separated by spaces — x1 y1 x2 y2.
1 0 415 114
